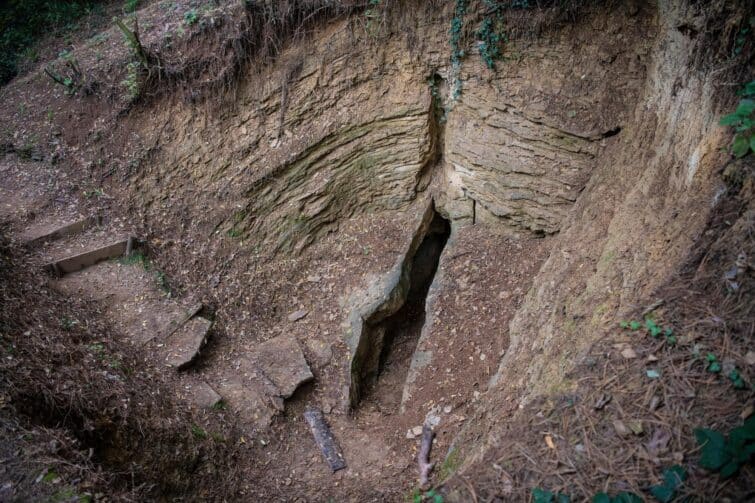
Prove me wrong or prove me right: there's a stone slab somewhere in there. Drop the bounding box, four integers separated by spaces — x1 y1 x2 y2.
187 381 222 409
163 316 211 370
46 238 133 275
250 334 313 398
160 302 203 341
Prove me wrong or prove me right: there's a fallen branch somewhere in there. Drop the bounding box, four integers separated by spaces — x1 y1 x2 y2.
418 424 435 486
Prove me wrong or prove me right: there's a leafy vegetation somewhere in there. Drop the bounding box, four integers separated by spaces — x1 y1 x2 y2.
695 417 755 478
720 81 755 158
123 0 139 14
438 446 461 480
648 465 687 503
476 0 506 69
592 492 642 503
190 423 208 439
448 0 468 101
364 0 381 35
532 487 570 503
119 251 171 295
620 317 675 346
410 488 444 503
0 0 103 85
535 467 683 503
183 8 199 26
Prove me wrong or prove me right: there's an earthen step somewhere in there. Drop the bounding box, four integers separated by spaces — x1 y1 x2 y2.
46 237 136 275
22 215 101 246
215 377 277 429
163 316 211 370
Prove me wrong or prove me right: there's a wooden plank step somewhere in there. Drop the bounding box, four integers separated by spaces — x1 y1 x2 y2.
23 215 101 246
46 237 135 275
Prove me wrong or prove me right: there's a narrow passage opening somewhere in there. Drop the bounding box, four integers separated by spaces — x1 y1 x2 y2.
362 209 450 411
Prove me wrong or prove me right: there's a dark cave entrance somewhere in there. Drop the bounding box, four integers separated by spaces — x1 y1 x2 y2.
360 209 451 411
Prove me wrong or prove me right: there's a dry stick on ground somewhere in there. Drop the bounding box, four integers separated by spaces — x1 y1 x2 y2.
418 424 434 486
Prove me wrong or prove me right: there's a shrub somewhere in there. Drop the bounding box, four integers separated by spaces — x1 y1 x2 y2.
720 81 755 158
0 0 102 85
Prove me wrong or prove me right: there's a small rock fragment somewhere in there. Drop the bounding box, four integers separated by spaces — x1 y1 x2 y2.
288 309 308 322
626 420 644 435
613 419 631 437
410 425 424 437
594 393 612 410
621 347 638 359
741 403 754 420
745 351 755 366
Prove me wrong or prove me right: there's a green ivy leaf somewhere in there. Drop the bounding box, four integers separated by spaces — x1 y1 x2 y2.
720 113 743 126
728 369 746 389
662 465 687 489
738 81 755 96
629 321 642 330
695 428 729 470
720 460 741 478
733 134 750 158
649 484 675 503
735 99 755 116
592 494 611 503
557 494 571 503
532 488 554 503
619 321 629 329
614 493 643 503
749 134 755 153
741 416 755 438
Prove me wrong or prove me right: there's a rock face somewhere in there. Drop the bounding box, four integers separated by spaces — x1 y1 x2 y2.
121 0 733 486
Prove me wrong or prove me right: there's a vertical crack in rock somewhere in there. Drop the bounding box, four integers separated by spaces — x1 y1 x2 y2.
349 202 450 409
415 72 448 193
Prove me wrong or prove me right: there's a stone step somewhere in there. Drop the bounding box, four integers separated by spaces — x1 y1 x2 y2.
184 380 222 409
163 316 211 370
216 335 313 429
22 215 101 246
248 334 314 399
158 302 203 342
46 237 135 275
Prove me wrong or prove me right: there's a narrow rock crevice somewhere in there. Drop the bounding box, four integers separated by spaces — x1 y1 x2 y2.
415 72 448 192
352 205 450 410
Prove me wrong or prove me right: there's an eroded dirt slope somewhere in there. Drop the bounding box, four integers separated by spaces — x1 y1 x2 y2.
1 0 753 500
